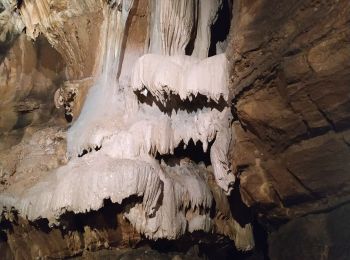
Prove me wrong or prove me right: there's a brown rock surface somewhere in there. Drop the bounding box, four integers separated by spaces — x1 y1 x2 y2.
0 33 66 192
19 0 103 79
226 0 350 257
269 203 350 259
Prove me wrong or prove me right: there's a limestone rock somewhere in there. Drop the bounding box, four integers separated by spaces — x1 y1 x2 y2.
226 0 350 256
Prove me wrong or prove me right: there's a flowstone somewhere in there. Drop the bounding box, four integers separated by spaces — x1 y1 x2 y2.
0 0 254 252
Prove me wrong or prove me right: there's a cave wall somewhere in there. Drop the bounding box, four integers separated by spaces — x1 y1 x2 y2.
269 203 350 259
0 0 349 259
226 0 350 258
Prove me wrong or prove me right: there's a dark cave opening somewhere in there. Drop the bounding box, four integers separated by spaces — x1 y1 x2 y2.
208 0 232 57
155 139 212 167
0 217 12 242
57 196 142 234
252 219 270 260
228 179 271 260
228 179 253 226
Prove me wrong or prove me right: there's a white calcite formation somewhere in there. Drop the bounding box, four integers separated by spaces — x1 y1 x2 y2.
132 53 230 103
148 0 196 55
192 0 223 58
0 0 254 251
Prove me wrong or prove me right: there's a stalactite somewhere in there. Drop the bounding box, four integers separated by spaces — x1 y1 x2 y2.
132 53 230 103
192 0 222 58
0 0 254 253
148 0 197 55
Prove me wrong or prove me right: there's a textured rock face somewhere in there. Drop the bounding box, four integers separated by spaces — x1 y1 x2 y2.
0 0 66 150
19 0 104 79
269 203 350 260
226 0 350 258
1 0 349 258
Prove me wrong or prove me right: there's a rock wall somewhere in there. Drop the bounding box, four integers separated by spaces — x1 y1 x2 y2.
269 203 350 259
226 0 350 258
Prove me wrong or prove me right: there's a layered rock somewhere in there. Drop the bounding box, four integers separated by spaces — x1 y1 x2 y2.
226 0 350 258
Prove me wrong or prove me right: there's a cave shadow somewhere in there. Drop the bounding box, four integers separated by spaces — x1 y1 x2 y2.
228 179 252 226
56 196 142 234
208 0 232 56
142 231 254 260
228 178 270 259
155 139 213 167
135 89 228 116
